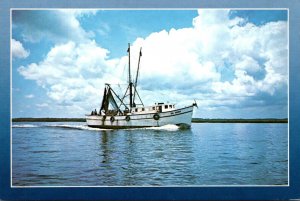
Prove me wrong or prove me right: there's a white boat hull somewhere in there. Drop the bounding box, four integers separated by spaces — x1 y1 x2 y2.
86 105 194 129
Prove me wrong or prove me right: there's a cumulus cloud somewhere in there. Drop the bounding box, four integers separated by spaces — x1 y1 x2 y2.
16 10 288 117
18 40 124 112
12 10 96 43
11 39 30 58
128 10 287 106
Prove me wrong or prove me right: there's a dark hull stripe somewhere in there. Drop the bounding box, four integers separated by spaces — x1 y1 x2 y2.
88 125 153 129
88 123 190 129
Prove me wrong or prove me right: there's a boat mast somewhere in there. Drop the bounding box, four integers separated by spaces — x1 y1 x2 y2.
127 43 133 109
134 47 142 88
133 47 142 106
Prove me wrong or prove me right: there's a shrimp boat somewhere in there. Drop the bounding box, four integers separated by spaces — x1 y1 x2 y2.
86 44 197 129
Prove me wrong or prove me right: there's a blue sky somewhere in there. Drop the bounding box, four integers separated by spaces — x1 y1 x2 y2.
12 9 288 118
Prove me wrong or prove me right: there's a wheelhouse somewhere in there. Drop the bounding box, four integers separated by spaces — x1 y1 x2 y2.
131 103 175 114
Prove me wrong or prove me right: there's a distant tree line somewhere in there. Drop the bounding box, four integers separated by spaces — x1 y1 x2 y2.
12 117 288 123
192 118 288 123
12 118 86 122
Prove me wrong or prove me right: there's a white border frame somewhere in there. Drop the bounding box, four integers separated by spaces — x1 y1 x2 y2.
10 8 290 188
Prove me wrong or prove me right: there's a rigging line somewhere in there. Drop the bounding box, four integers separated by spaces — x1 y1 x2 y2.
121 62 127 83
117 84 122 96
134 87 144 107
118 85 130 110
109 86 129 111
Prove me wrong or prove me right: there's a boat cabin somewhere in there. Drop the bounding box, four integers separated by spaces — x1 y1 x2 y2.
131 103 175 114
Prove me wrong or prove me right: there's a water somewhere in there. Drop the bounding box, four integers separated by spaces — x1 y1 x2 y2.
12 122 288 186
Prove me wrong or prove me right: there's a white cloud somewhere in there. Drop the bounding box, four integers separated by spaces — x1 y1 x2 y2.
36 103 49 108
11 39 30 59
235 55 261 73
17 10 288 117
128 10 287 99
12 10 97 43
18 40 124 113
97 22 111 36
25 94 34 98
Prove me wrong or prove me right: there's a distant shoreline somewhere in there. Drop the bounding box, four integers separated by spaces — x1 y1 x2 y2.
192 118 288 123
12 117 288 123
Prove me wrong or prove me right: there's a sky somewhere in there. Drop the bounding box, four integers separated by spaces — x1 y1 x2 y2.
11 9 288 118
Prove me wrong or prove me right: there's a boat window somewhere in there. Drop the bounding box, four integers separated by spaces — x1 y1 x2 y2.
135 108 138 112
152 107 155 110
158 106 162 113
169 105 172 108
142 108 145 111
165 105 168 109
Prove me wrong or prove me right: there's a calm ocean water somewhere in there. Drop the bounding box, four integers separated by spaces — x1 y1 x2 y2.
12 122 288 186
